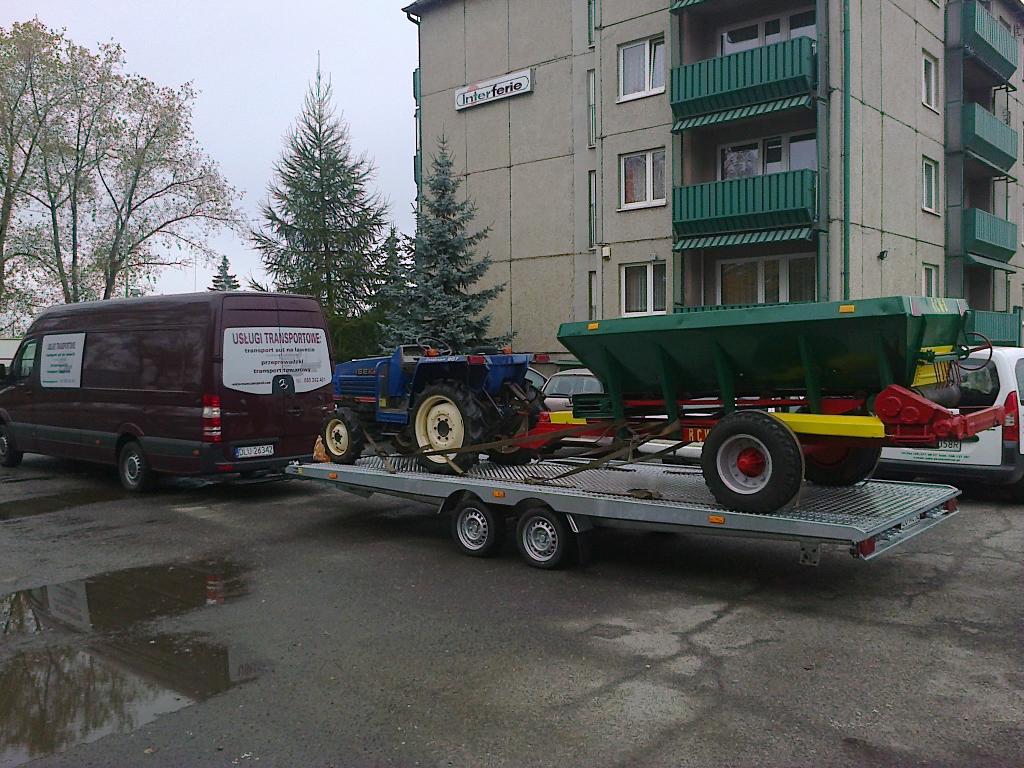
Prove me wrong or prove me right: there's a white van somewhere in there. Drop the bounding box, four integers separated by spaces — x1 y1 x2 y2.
878 347 1024 493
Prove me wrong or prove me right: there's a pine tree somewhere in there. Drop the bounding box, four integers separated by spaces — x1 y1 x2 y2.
404 136 505 352
376 226 419 349
208 255 241 291
252 64 387 317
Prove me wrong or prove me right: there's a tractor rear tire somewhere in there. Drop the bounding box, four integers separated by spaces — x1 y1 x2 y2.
701 411 804 514
803 444 882 486
321 408 365 465
413 381 489 474
487 383 544 466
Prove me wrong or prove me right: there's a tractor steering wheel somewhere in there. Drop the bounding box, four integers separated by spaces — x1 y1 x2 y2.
416 337 453 356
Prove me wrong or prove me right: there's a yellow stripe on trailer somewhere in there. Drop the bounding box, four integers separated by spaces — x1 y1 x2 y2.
548 411 588 425
772 412 885 439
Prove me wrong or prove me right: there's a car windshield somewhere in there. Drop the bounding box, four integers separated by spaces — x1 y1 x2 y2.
544 375 603 397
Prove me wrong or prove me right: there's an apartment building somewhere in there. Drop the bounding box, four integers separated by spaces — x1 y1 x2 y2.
403 0 1024 353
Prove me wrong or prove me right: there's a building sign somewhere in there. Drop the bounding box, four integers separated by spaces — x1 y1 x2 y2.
40 333 85 388
222 327 331 395
455 69 532 110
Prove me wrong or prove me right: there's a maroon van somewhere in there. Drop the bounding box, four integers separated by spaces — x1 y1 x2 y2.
0 292 334 491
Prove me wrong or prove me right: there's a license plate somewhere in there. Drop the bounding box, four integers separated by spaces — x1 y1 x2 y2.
936 439 961 451
235 444 274 459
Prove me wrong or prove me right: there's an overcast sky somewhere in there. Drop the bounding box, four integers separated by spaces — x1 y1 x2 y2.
2 0 419 294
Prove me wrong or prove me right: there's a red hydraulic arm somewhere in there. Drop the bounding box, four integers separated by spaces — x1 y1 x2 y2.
875 385 1005 445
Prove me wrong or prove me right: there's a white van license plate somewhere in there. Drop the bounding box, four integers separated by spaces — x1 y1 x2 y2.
235 444 274 459
937 439 961 451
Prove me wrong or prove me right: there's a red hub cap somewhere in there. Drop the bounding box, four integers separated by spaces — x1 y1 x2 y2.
736 447 766 477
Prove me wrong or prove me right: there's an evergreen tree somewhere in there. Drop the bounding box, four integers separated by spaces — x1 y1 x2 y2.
251 65 387 317
376 225 419 349
403 136 504 352
208 255 241 291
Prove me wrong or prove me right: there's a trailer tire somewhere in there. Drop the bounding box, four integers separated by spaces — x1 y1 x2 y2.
451 497 505 557
702 411 804 513
322 408 365 465
516 505 569 569
0 424 23 468
803 444 882 486
413 381 488 474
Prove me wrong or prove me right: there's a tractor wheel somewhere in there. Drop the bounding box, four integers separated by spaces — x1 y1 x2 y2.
701 411 804 514
390 429 417 456
412 381 489 474
321 408 365 465
487 383 543 466
803 444 882 486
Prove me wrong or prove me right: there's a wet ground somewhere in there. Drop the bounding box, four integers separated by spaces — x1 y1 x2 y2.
0 454 1022 767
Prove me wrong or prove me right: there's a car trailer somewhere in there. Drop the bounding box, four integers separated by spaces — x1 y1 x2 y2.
287 457 960 569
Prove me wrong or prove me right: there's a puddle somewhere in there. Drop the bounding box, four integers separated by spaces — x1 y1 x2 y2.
0 559 265 766
0 488 128 521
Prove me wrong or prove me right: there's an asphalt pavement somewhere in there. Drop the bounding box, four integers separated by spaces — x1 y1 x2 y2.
1 454 1022 768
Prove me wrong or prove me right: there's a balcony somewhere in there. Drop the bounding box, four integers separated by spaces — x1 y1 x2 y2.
673 169 817 238
962 1 1018 83
962 208 1018 262
966 308 1023 346
671 38 815 130
962 102 1018 174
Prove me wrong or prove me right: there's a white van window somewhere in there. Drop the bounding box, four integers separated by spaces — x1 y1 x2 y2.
959 359 999 407
13 339 37 380
223 327 331 395
1015 359 1024 396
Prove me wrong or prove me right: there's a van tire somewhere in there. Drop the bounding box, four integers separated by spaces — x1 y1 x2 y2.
0 424 23 468
118 441 156 492
321 408 365 464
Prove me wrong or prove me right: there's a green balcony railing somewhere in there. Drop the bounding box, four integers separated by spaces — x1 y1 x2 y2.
966 307 1022 346
962 208 1018 262
962 1 1018 83
962 102 1018 173
670 37 816 119
673 169 817 237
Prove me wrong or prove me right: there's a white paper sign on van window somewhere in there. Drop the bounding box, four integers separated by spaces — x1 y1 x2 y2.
222 327 331 395
40 332 85 388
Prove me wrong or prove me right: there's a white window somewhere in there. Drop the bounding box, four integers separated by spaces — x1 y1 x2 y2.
587 69 597 147
922 156 939 213
620 148 666 209
922 264 939 297
618 37 665 101
587 0 597 46
588 170 598 248
719 8 816 55
621 262 667 316
588 271 598 320
719 132 817 180
922 52 938 110
717 254 816 305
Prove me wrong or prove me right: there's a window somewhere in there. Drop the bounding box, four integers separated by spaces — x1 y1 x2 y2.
719 133 817 180
620 149 666 209
588 271 598 320
922 156 939 213
719 8 815 55
922 53 938 110
587 70 597 147
718 254 816 305
922 264 939 296
618 37 665 101
587 0 597 46
13 339 37 380
621 262 667 316
588 170 598 248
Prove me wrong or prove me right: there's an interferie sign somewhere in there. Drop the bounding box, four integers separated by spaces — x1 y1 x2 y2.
222 327 331 395
40 332 86 388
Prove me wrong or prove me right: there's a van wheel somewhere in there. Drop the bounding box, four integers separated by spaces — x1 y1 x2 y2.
322 408 365 464
119 441 155 492
0 424 23 468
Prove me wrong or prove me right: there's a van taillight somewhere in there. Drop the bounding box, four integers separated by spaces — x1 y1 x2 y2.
202 394 222 442
1003 390 1020 444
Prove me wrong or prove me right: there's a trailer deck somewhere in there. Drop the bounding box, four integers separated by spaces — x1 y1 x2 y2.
288 457 960 567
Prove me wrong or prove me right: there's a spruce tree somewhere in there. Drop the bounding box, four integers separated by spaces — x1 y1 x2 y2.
406 136 504 352
208 255 241 291
376 225 419 349
252 65 387 317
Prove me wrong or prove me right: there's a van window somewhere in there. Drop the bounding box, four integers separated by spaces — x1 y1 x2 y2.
138 328 205 391
959 359 999 407
1015 359 1024 396
12 339 38 380
82 332 140 389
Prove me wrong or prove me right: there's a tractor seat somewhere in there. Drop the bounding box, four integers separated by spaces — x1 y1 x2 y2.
399 345 425 373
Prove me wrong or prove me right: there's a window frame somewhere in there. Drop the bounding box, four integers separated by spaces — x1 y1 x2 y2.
922 263 939 296
922 51 939 111
12 338 38 381
588 270 598 321
715 253 817 305
587 0 597 47
620 261 668 317
586 69 597 147
588 170 598 249
619 148 667 210
716 130 818 180
617 36 666 103
922 156 940 214
717 6 817 55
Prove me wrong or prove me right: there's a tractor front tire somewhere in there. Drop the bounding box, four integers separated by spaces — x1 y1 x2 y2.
321 408 366 465
413 381 489 474
803 444 882 486
701 411 804 514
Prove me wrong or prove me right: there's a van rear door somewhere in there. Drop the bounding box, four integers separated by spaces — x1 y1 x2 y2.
275 296 334 459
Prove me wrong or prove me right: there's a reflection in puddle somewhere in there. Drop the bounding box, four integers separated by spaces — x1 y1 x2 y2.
0 559 265 767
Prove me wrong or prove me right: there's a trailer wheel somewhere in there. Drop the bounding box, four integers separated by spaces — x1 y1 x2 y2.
0 424 23 468
451 497 504 557
321 408 365 464
516 505 569 569
413 381 488 474
702 411 804 513
803 444 882 486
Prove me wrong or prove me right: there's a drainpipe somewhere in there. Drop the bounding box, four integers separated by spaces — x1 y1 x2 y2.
842 0 851 300
405 12 420 25
594 5 605 319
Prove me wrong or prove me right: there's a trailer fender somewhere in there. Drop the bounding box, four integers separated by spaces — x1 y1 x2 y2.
438 490 480 517
564 513 593 534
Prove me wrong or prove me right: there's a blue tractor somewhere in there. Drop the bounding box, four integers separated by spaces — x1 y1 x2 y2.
321 341 543 473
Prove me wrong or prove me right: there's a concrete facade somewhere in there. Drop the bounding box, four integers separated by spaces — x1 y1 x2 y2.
406 0 1024 353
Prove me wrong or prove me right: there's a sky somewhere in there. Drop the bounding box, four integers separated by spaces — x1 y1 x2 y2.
1 0 419 294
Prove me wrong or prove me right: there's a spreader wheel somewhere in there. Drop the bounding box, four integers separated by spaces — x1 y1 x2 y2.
803 444 882 486
701 411 804 513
